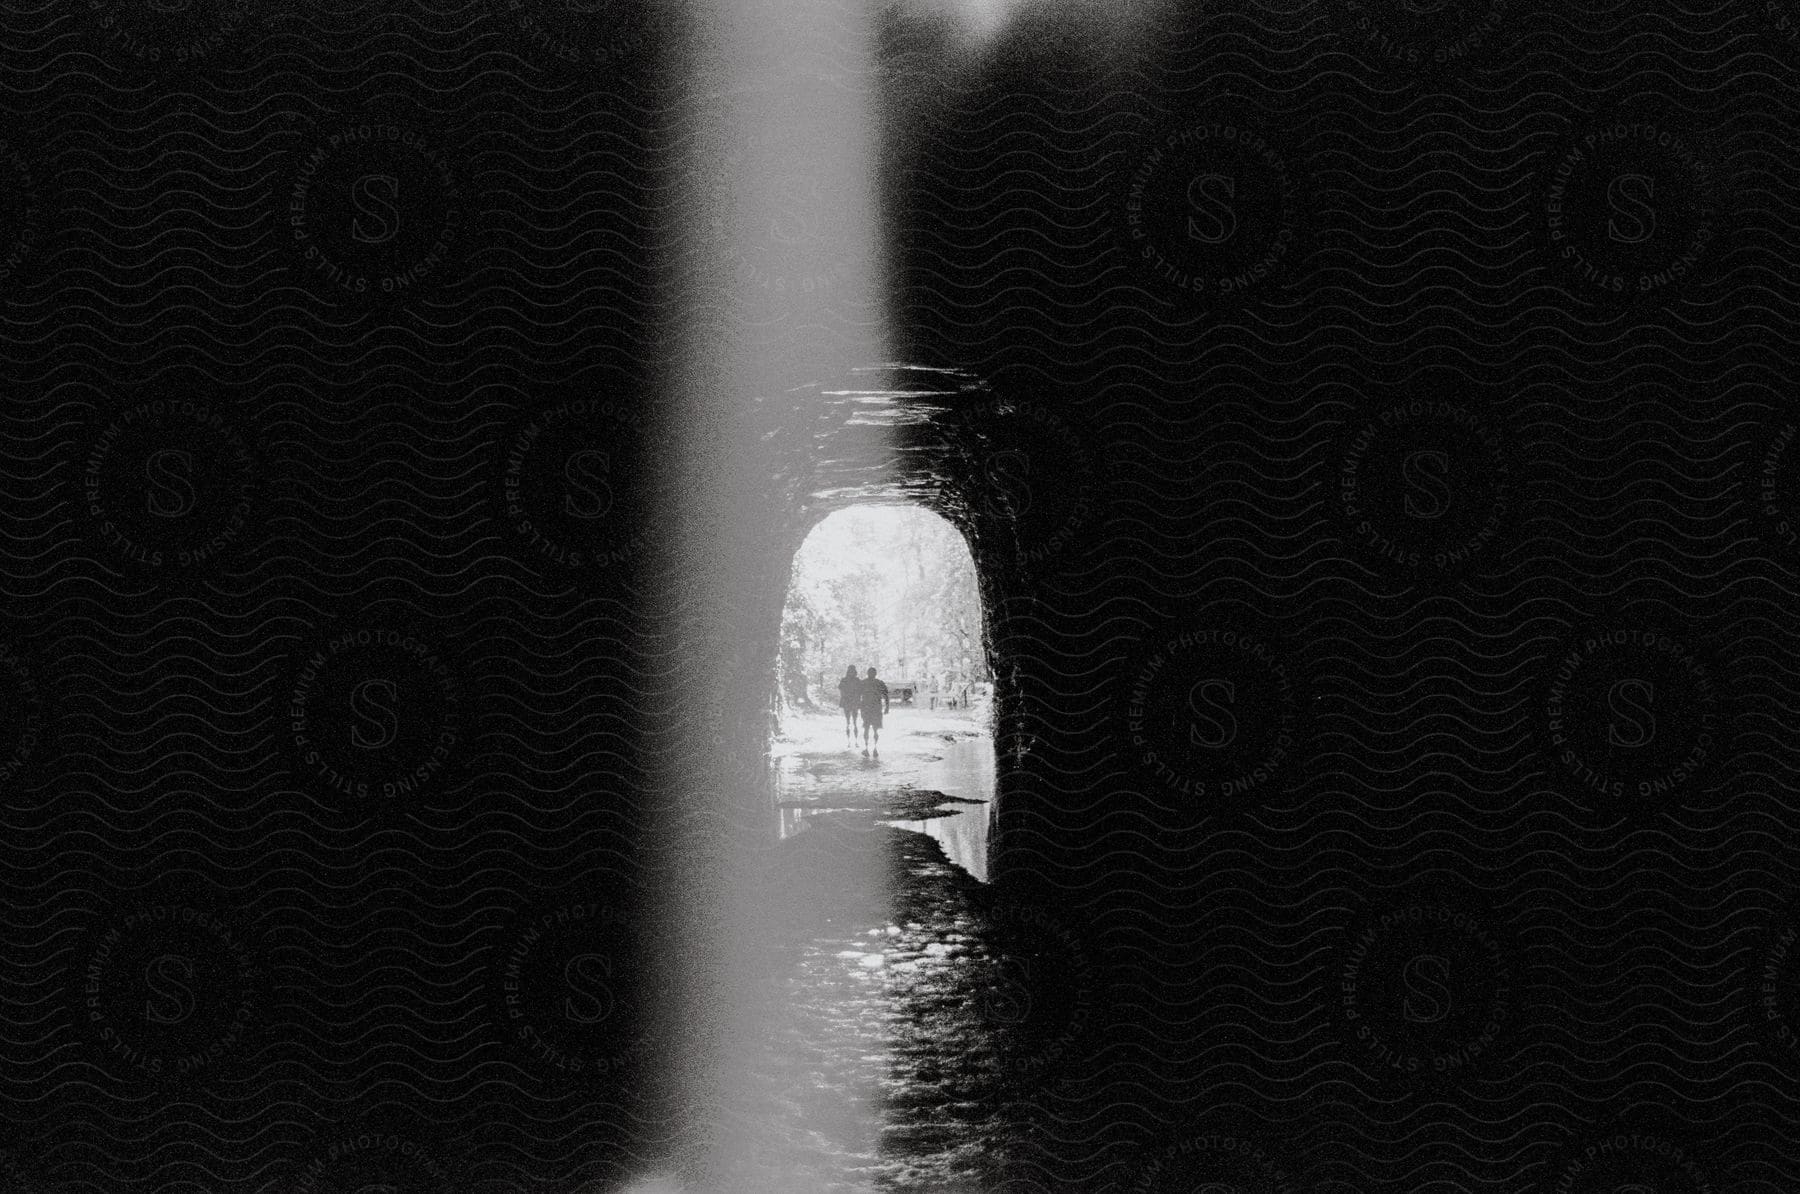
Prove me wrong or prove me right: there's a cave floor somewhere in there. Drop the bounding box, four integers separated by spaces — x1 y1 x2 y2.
772 705 995 879
734 822 1040 1193
771 703 990 806
727 706 1040 1192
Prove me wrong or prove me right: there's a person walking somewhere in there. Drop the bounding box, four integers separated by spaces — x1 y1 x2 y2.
837 664 862 745
859 666 890 755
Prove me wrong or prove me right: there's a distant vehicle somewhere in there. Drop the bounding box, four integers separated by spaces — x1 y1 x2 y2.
927 678 990 709
887 679 921 705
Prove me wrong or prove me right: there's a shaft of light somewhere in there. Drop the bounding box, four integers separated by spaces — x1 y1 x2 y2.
648 0 893 1189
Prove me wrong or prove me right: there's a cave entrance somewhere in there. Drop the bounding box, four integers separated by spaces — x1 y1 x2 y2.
771 504 996 881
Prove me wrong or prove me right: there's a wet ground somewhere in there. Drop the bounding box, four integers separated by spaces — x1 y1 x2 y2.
773 704 995 880
730 705 1035 1191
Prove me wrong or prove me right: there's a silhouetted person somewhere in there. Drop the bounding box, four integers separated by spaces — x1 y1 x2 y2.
837 664 862 744
860 666 889 754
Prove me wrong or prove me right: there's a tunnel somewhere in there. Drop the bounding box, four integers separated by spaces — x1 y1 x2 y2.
645 363 1086 881
633 357 1119 1189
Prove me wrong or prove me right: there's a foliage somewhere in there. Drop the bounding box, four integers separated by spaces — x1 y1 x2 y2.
777 507 986 708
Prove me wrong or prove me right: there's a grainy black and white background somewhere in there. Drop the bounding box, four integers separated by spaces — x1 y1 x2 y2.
3 0 1799 1190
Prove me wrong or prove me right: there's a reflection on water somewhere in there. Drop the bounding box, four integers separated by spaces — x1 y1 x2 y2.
892 732 994 881
772 709 996 883
756 710 1026 1189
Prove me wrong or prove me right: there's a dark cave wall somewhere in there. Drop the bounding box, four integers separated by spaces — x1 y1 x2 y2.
2 2 1799 1191
643 14 1800 1175
868 5 1800 1183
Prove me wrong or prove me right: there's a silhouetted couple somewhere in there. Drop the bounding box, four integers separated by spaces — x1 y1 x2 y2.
837 665 891 755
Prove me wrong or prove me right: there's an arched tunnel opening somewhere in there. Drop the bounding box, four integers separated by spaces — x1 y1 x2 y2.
771 503 995 880
688 363 1063 880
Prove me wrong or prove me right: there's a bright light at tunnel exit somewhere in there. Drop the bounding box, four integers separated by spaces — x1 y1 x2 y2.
784 505 983 682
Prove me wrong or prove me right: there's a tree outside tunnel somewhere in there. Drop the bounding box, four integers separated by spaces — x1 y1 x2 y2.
777 505 989 716
770 504 1000 886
